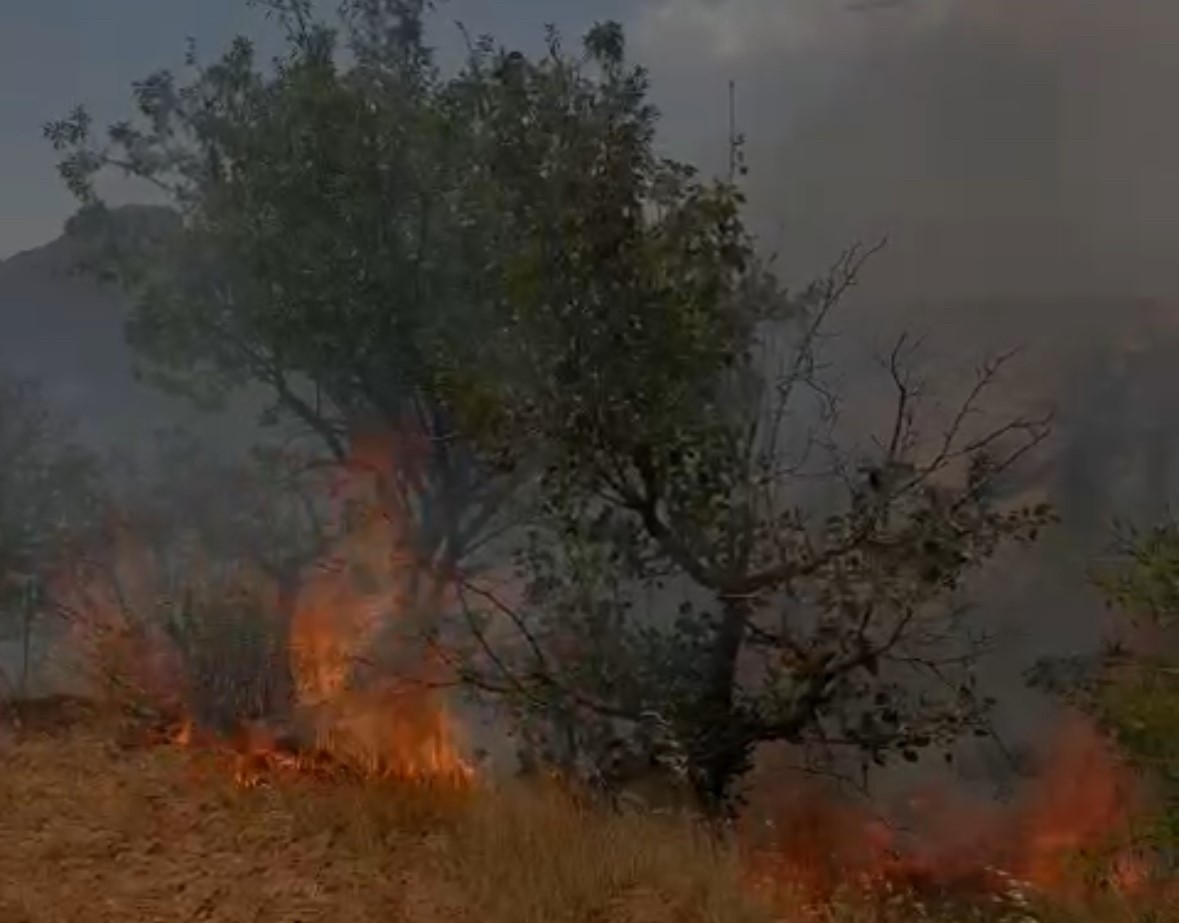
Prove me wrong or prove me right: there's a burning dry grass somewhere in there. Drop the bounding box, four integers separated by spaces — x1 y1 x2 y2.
740 717 1168 914
3 700 1179 923
0 711 1173 923
0 714 770 923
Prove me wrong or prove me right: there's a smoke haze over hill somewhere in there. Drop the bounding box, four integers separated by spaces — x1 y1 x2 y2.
633 0 1179 304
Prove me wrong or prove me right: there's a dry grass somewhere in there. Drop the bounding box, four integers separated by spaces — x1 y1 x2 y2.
0 717 771 923
0 710 1172 923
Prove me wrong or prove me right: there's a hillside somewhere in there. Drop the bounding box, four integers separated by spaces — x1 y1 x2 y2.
0 698 1173 923
0 710 768 923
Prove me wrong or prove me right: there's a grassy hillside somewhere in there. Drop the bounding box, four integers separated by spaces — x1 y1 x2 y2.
0 710 766 923
0 701 1173 923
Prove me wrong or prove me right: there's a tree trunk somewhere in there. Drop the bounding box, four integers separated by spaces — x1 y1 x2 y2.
688 595 754 816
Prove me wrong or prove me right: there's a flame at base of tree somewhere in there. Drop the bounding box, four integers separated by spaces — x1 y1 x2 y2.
282 454 474 786
50 436 474 791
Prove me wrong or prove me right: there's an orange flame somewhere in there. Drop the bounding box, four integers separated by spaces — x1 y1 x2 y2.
743 715 1157 914
1008 714 1148 896
49 431 1170 915
54 432 473 789
286 429 472 784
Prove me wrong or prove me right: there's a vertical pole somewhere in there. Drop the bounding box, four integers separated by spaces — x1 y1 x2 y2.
727 79 737 183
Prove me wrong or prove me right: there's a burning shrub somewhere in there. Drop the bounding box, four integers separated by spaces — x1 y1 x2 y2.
51 441 476 790
51 526 282 728
1031 518 1179 881
736 714 1163 919
162 576 295 733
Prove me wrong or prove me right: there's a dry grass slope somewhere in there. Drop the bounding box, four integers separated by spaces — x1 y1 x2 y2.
0 705 1172 923
0 719 769 923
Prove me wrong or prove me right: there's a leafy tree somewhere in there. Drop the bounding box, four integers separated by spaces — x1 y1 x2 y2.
411 27 1054 813
46 1 1053 813
44 0 524 635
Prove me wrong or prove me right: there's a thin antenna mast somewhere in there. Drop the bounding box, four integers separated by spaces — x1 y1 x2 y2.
727 79 737 183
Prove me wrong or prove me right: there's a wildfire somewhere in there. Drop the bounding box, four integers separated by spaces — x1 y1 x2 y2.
286 429 473 785
54 433 474 791
743 715 1159 915
42 431 1171 918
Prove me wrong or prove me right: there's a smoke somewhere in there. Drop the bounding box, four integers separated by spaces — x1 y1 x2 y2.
623 1 1179 759
633 0 1179 302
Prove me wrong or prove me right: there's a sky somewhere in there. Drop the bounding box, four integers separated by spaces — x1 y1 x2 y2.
4 0 1179 303
637 0 1179 303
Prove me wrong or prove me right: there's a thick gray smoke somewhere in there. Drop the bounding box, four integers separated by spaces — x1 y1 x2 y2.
634 0 1179 303
625 1 1179 765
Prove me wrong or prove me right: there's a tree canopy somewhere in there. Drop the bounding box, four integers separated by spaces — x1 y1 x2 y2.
46 0 1054 814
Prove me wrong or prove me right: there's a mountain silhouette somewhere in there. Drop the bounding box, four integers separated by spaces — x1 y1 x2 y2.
0 206 255 457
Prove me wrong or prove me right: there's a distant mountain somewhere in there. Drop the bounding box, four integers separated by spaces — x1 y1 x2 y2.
0 207 255 459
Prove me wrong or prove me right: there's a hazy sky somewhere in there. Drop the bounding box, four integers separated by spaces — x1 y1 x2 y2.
5 0 1179 303
0 0 627 259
